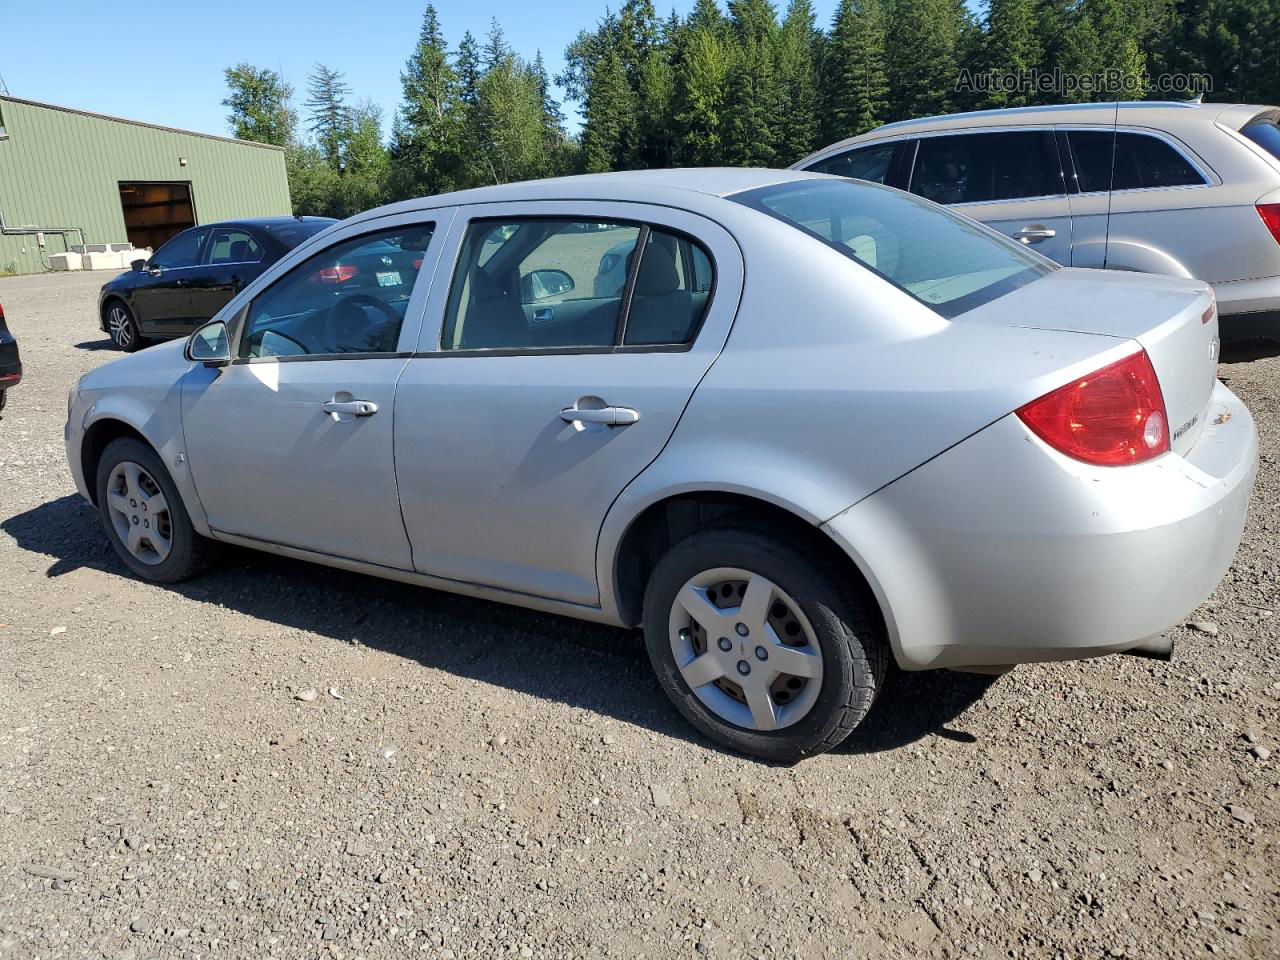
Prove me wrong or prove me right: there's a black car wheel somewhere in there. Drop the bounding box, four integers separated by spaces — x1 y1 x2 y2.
643 523 888 763
95 437 216 583
106 301 145 352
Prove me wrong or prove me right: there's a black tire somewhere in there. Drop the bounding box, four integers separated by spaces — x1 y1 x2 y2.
105 300 146 352
95 437 216 583
0 388 6 413
642 524 887 763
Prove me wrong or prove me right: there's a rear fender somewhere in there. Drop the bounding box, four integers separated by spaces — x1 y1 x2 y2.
1104 239 1194 278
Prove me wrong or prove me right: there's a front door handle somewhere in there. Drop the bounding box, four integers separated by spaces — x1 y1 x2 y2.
322 398 378 421
533 307 554 323
560 405 640 426
1013 225 1056 244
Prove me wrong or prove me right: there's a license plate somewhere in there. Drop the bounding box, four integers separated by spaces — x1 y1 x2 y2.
376 271 401 287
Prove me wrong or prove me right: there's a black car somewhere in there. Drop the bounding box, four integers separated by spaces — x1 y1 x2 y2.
97 216 336 351
0 300 20 412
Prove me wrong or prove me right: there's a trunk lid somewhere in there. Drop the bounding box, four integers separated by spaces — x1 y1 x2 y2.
959 267 1218 455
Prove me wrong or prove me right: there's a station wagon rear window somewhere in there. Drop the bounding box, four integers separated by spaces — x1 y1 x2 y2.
733 179 1053 319
1243 121 1280 161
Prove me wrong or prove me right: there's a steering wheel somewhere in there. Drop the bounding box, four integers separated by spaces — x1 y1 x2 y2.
323 294 402 353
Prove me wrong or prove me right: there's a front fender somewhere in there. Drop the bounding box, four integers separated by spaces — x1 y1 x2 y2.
75 376 212 537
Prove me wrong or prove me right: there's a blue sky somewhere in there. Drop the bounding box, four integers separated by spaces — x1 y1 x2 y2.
4 0 843 140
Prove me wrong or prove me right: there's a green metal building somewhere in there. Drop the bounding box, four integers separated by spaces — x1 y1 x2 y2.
0 95 291 275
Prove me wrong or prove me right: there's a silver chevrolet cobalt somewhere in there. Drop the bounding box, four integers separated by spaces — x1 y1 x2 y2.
65 169 1258 761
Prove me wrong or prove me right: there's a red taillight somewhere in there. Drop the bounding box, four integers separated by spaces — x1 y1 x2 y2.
413 258 423 269
1257 204 1280 245
316 264 359 284
1017 350 1169 466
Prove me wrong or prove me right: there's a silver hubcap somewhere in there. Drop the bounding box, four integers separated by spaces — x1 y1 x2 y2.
668 567 823 732
105 461 172 565
109 307 132 346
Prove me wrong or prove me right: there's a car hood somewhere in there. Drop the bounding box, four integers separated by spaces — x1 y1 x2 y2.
78 337 190 393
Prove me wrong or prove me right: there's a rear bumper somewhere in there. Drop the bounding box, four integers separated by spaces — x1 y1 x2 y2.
1213 275 1280 323
0 337 20 389
823 380 1258 670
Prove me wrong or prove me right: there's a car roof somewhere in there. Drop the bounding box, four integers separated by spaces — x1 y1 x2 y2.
794 101 1280 165
345 168 818 224
196 216 337 231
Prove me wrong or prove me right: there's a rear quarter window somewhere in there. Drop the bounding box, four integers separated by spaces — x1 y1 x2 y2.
734 178 1054 319
1068 131 1206 192
1243 121 1280 161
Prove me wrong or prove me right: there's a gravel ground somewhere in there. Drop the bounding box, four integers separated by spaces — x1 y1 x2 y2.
1 270 1278 960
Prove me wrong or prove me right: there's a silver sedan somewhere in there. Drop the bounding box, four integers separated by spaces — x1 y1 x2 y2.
64 170 1258 762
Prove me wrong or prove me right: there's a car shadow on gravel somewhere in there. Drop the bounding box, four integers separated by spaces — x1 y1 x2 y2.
72 338 119 352
4 494 996 762
1220 336 1280 364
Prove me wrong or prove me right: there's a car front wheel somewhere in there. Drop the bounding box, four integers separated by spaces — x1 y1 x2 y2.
106 302 145 352
643 524 887 762
95 437 215 583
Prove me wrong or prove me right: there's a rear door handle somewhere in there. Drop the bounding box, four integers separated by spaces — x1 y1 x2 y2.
560 405 640 426
1013 225 1056 243
533 307 554 323
322 399 378 420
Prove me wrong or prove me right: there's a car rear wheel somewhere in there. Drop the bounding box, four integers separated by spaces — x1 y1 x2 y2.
0 389 6 413
95 437 215 583
643 524 887 762
106 302 145 352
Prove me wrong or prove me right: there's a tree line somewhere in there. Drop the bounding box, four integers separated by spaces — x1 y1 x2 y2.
222 0 1279 218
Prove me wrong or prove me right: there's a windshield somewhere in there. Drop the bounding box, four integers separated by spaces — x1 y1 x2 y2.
732 178 1054 319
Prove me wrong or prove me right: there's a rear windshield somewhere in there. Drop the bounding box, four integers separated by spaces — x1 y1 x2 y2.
261 219 335 249
1243 121 1280 161
732 178 1053 319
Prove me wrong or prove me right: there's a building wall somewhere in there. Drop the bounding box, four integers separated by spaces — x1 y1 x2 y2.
0 96 291 275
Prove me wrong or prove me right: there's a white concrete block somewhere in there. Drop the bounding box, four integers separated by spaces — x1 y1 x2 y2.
82 251 125 270
107 243 133 252
48 252 83 271
84 243 112 254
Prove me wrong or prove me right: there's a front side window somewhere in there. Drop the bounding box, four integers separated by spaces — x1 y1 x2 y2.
735 178 1053 319
238 224 434 359
151 228 207 269
206 228 263 265
911 131 1061 204
807 142 898 184
1068 130 1206 192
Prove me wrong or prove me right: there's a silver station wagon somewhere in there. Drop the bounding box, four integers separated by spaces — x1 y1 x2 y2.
796 101 1280 335
65 170 1258 761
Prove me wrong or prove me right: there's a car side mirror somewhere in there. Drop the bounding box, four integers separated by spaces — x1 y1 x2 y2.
130 259 146 272
186 319 230 367
521 268 575 303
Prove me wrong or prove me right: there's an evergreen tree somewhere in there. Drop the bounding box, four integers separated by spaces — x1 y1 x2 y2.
222 64 296 146
304 64 352 170
482 18 512 70
339 101 390 215
581 45 638 172
824 0 889 139
885 0 962 120
456 31 483 105
636 44 678 167
1087 0 1146 98
774 0 821 161
675 24 731 164
392 4 466 197
473 52 552 183
984 0 1043 107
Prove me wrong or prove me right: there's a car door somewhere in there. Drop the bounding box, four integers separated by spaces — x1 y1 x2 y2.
187 226 265 324
394 202 743 605
133 227 209 336
907 130 1074 265
180 213 446 568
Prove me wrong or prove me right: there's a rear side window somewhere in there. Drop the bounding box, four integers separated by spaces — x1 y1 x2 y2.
1068 131 1206 192
206 228 263 265
441 218 714 352
1243 121 1280 160
910 131 1062 204
807 142 897 184
734 179 1053 319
